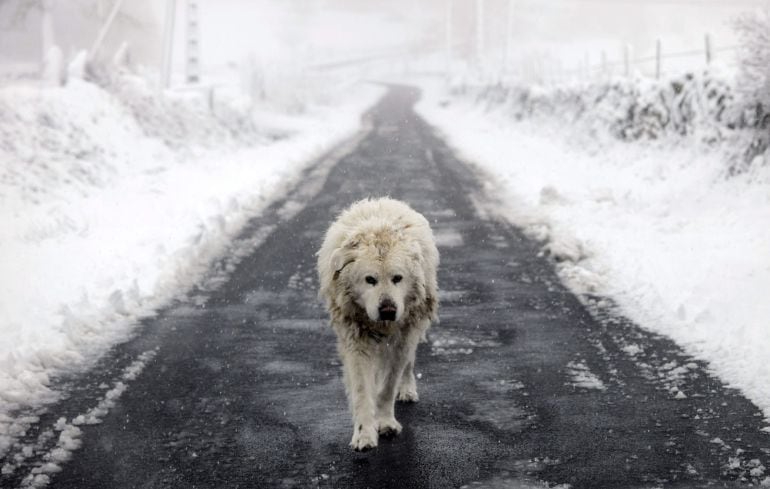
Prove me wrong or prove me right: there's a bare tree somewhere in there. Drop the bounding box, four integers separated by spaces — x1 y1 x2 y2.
734 8 770 109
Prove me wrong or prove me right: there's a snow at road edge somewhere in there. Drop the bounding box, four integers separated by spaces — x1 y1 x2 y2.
416 79 770 424
0 77 383 457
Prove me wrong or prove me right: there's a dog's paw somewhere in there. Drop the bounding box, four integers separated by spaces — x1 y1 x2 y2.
396 388 419 403
350 425 378 451
377 417 402 437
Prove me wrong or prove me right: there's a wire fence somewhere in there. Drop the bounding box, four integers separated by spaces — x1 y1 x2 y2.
494 35 743 86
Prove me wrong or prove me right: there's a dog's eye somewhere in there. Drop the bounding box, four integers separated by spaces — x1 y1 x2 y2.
392 275 403 284
365 276 377 285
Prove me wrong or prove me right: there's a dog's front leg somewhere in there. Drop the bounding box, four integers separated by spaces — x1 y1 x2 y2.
343 349 378 451
375 349 405 437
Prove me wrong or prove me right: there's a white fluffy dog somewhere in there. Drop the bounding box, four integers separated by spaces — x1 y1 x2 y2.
317 198 439 451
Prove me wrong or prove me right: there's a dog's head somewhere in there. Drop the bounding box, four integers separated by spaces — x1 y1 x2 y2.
329 230 425 323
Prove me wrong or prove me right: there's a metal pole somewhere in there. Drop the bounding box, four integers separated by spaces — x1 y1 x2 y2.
160 0 177 90
601 50 608 79
445 0 453 76
186 0 201 83
89 0 125 61
623 44 630 77
705 33 712 65
476 0 485 70
504 0 514 72
655 39 661 80
40 0 54 66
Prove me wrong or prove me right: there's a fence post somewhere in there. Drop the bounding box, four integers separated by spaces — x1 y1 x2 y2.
445 0 453 76
705 33 712 66
504 0 514 72
601 50 608 79
623 44 630 77
160 0 177 91
40 0 54 67
186 0 201 83
655 39 661 80
476 0 485 70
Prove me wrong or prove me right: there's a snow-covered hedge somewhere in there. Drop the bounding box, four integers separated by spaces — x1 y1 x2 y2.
452 72 770 170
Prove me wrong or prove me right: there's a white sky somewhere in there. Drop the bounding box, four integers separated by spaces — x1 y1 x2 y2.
2 0 766 79
187 0 764 75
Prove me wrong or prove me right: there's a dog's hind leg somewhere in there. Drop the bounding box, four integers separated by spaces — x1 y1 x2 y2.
397 360 418 402
343 350 379 451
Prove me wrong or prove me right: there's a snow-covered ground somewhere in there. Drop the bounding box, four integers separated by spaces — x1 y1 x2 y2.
417 77 770 424
0 74 382 456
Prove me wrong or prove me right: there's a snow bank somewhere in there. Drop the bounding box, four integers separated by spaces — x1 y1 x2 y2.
0 75 382 454
417 78 770 422
456 71 770 169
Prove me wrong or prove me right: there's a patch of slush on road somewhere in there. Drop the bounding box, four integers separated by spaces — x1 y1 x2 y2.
565 360 606 391
264 319 329 332
4 349 157 488
434 228 464 248
478 379 526 394
245 289 293 306
466 399 532 432
462 477 572 489
439 289 468 303
261 360 312 375
427 208 457 218
430 329 502 356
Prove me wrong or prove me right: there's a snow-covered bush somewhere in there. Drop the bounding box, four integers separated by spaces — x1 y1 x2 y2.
733 8 770 163
462 73 735 142
98 73 272 150
734 9 770 111
0 73 280 206
453 70 767 172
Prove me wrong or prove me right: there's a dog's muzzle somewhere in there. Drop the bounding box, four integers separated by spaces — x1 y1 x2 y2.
378 299 397 321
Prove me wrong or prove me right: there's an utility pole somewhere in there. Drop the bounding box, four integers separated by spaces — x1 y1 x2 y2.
601 50 608 79
476 0 485 70
655 38 661 80
89 0 126 62
504 0 514 73
160 0 176 90
704 33 712 66
40 0 54 66
445 0 453 76
623 44 630 77
186 0 201 83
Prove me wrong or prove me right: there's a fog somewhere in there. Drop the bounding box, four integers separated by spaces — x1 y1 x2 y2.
0 0 764 82
188 0 758 79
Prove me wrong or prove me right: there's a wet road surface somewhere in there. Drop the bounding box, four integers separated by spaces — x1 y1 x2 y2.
3 86 769 488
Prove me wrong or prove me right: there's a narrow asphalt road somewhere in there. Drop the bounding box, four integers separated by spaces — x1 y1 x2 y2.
4 86 769 488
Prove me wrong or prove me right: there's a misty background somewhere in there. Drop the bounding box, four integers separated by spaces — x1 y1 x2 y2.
1 0 765 87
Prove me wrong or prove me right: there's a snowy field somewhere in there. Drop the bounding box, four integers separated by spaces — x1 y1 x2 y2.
0 74 383 455
417 77 770 423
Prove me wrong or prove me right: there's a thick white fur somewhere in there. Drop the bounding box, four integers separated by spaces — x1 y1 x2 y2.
317 198 439 451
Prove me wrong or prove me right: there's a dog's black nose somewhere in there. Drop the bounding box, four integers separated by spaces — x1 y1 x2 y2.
378 299 397 321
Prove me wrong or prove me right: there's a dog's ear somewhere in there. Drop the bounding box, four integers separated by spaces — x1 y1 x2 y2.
330 247 355 280
330 248 345 274
330 238 359 279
